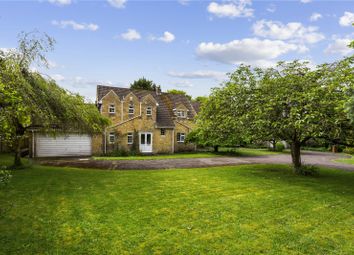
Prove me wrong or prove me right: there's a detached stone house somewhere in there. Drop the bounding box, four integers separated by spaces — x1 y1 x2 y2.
29 85 200 157
92 85 200 154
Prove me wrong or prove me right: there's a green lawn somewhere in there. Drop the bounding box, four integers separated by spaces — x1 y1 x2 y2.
334 155 354 165
94 147 279 160
0 154 353 254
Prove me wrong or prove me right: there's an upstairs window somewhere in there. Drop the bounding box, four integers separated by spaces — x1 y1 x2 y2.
177 133 185 143
109 132 115 144
146 106 152 116
127 132 133 144
128 103 134 114
176 110 186 118
160 128 166 136
109 104 115 114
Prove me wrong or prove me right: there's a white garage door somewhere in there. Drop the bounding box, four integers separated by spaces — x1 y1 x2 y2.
36 134 92 157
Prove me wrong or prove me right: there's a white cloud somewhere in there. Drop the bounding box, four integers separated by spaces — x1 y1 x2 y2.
48 0 71 6
339 12 354 26
168 70 226 80
70 76 118 87
151 31 175 43
178 0 190 5
120 29 141 41
207 0 254 18
325 38 354 56
300 0 312 3
266 4 276 13
107 0 126 9
52 20 99 31
47 60 57 69
253 19 325 44
50 74 65 82
173 80 194 88
74 76 84 84
196 38 306 67
310 12 322 22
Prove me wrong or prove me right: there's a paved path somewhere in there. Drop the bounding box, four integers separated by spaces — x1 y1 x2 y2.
40 151 354 171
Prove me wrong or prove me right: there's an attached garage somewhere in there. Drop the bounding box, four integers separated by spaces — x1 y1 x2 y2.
35 134 92 157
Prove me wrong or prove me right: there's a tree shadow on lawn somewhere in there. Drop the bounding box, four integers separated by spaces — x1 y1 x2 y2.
218 164 354 198
212 148 285 158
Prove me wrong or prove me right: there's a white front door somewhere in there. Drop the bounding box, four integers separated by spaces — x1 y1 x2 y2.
139 132 153 153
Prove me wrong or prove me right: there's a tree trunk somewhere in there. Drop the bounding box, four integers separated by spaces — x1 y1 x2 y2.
331 145 338 153
270 139 276 151
290 141 301 173
13 139 23 167
12 123 26 168
213 145 219 152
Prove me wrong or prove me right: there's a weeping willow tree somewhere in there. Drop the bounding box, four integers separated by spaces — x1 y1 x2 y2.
0 32 110 167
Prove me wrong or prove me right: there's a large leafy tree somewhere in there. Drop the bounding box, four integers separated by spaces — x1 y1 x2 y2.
344 34 354 122
166 89 192 100
189 71 251 152
194 60 354 173
0 32 109 166
130 77 161 92
193 96 208 104
254 60 354 171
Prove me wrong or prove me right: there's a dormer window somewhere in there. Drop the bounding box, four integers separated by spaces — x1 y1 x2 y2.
146 106 152 116
109 104 115 114
176 110 186 118
128 103 134 114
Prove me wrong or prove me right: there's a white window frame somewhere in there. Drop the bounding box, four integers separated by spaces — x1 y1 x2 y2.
109 132 115 144
146 106 152 116
176 110 186 118
128 104 134 114
177 132 185 143
109 104 115 114
160 128 166 136
127 132 133 144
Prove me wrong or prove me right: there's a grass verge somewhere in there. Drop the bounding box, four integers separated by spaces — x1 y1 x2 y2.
0 153 353 254
334 155 354 165
94 148 280 160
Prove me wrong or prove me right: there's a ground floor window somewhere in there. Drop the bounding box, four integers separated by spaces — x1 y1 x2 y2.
177 132 185 143
109 132 115 144
160 128 166 136
127 132 133 144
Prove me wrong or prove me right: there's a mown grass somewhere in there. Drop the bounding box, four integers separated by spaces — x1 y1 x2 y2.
0 153 353 254
94 147 280 160
334 155 354 165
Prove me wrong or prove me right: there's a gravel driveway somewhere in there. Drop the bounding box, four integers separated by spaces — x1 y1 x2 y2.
40 151 354 171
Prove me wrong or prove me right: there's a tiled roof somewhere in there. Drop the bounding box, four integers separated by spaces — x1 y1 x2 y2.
191 101 201 113
97 85 200 128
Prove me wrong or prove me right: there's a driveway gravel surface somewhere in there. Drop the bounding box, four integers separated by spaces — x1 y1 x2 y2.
40 151 354 171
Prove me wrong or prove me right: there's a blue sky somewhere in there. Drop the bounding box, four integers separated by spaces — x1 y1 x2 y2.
0 0 353 101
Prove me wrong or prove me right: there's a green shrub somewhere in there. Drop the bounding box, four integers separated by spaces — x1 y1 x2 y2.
106 149 141 157
337 145 345 153
296 165 319 176
0 167 12 186
275 142 285 152
301 146 329 152
343 147 354 155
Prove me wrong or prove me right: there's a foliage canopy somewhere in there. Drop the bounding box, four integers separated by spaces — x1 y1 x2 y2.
193 58 354 172
0 32 109 166
130 77 161 92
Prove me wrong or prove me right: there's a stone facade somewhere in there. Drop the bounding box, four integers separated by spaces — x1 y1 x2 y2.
94 85 200 155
